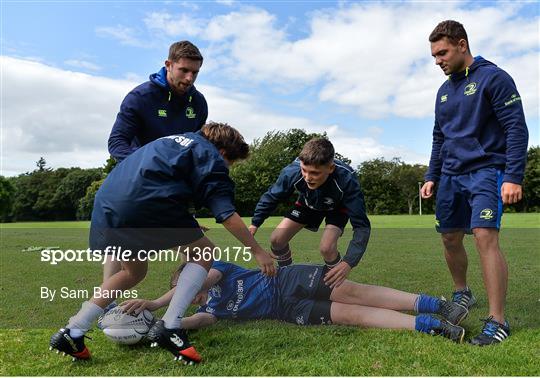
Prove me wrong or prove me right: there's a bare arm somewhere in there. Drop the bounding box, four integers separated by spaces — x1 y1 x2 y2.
222 213 276 276
122 268 224 314
201 268 223 291
181 313 218 330
121 288 175 314
192 268 224 305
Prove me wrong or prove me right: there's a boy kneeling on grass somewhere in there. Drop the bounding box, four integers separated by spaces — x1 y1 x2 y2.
49 123 276 364
121 261 470 354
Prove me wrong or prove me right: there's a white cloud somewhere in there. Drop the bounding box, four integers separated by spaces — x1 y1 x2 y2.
203 8 319 82
64 59 102 71
95 25 147 47
1 56 417 176
143 12 205 37
188 2 539 119
124 72 145 82
497 54 540 123
188 84 425 166
1 56 135 176
179 1 200 11
216 0 235 6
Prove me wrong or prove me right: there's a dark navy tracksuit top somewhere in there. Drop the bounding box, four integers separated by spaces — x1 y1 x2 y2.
92 131 236 231
425 57 529 184
108 67 208 162
251 159 371 268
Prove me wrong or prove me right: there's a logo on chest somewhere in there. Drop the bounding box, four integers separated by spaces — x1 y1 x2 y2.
464 82 477 96
185 107 196 119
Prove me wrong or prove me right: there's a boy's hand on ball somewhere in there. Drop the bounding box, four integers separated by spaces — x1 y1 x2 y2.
120 299 157 314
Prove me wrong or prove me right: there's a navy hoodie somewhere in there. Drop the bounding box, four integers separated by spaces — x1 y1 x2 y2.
93 131 235 229
251 159 371 268
425 57 528 184
108 67 208 162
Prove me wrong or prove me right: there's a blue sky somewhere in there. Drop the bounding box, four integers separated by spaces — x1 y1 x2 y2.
2 0 539 176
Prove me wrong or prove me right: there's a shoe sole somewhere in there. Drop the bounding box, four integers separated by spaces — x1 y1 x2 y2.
49 345 91 360
49 330 91 361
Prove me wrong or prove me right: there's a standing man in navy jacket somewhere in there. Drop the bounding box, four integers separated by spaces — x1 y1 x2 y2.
108 40 208 162
104 41 208 296
421 20 528 346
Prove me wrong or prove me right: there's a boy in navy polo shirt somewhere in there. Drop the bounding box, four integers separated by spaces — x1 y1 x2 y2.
121 261 470 346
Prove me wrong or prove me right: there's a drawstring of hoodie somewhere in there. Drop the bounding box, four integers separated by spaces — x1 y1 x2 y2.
167 91 193 104
449 65 471 82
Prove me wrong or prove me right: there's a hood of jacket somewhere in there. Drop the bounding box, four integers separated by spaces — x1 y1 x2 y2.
449 56 495 82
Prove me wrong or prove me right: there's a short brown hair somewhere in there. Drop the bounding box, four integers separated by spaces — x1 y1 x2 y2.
201 122 249 163
298 138 335 166
429 20 469 50
168 40 203 63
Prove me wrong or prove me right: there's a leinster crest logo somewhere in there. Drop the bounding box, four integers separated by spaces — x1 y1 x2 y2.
464 82 477 96
480 208 494 220
185 106 196 119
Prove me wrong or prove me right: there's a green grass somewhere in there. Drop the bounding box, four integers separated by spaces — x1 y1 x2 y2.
3 212 538 229
1 215 539 376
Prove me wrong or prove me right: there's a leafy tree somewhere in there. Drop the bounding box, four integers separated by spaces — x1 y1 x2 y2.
103 156 117 174
77 178 105 220
0 176 15 221
12 171 55 221
6 141 537 223
36 157 50 172
513 146 540 212
33 168 78 219
357 158 435 215
357 158 402 214
10 166 103 221
393 163 428 215
52 168 104 220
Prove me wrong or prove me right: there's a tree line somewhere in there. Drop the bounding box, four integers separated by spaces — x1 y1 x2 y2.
1 130 539 222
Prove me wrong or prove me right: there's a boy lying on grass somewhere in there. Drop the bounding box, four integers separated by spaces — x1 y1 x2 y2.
121 260 469 362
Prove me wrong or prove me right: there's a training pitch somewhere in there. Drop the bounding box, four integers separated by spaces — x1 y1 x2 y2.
0 214 539 376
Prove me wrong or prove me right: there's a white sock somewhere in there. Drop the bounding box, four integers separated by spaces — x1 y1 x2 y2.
67 301 104 338
162 263 208 329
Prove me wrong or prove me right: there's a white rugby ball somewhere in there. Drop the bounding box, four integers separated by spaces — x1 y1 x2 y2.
101 307 155 345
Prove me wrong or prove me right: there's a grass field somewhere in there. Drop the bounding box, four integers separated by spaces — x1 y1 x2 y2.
1 214 539 376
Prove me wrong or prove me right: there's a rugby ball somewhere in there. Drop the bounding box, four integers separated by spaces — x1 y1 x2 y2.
101 307 155 345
